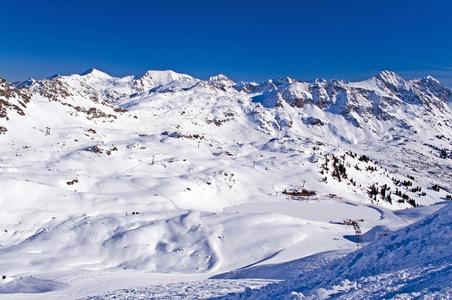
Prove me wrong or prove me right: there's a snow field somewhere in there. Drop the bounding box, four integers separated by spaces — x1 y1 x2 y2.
1 69 452 298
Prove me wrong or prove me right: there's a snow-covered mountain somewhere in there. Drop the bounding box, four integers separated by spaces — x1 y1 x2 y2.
3 68 452 207
248 70 452 137
1 69 452 299
4 70 451 145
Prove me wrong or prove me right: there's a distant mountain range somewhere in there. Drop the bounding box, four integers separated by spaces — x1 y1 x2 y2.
2 69 452 143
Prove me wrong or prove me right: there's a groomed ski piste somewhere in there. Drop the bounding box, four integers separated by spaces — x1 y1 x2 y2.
1 69 451 299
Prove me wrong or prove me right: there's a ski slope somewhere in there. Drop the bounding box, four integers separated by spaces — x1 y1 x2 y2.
1 69 451 299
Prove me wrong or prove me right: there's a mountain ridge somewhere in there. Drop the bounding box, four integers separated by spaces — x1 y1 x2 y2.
2 69 452 142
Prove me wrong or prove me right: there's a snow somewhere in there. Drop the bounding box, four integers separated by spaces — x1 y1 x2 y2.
1 69 452 298
209 74 236 87
223 201 381 222
224 202 452 299
81 68 112 78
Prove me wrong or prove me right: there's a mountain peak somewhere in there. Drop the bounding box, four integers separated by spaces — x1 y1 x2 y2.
13 77 36 88
373 70 407 92
208 74 235 86
420 75 442 86
132 70 197 91
209 74 231 81
264 77 295 89
47 74 61 79
134 70 178 80
81 68 111 78
375 70 405 85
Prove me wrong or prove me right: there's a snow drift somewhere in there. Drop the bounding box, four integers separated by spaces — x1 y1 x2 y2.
224 202 452 299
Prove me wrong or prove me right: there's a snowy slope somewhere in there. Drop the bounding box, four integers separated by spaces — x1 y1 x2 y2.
222 202 452 299
1 69 452 299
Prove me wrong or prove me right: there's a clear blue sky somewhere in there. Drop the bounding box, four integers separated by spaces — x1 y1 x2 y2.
1 0 452 86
